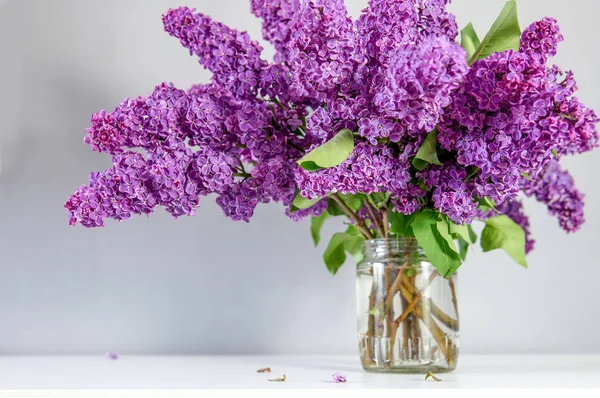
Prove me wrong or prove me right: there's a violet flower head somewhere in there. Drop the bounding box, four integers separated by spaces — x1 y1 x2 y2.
374 36 468 137
163 7 266 98
284 0 363 101
250 0 298 56
294 142 412 200
66 2 599 266
522 160 585 233
216 182 260 222
428 164 477 225
520 17 564 64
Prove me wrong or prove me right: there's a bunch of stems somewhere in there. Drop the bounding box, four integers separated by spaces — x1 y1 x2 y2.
333 194 459 367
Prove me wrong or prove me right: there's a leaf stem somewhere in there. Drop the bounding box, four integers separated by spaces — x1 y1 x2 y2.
331 194 374 239
365 201 385 238
382 206 390 238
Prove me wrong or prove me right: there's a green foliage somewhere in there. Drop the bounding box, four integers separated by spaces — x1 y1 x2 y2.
461 22 481 59
323 227 365 275
436 218 459 255
412 129 443 171
458 238 470 261
481 215 528 268
310 212 329 246
468 0 521 65
476 196 498 212
389 211 418 237
412 210 463 278
291 192 321 212
448 220 476 244
297 129 355 171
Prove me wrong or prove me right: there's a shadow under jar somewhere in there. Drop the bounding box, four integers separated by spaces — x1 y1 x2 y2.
357 238 459 373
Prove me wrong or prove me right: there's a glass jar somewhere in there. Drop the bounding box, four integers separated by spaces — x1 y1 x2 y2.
357 238 459 373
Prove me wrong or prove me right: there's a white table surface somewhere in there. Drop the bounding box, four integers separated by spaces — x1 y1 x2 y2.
0 355 599 389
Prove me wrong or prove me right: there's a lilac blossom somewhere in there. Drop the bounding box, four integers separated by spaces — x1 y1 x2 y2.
522 160 585 232
332 372 347 383
66 2 598 263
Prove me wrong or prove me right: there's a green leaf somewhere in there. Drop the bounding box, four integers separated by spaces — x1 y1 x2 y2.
370 192 389 207
389 211 418 237
481 215 528 268
476 196 498 212
448 220 475 244
326 198 345 216
412 129 443 171
552 149 559 159
291 192 321 211
461 22 481 59
436 218 459 254
297 128 355 171
323 230 365 275
310 212 329 246
468 0 521 65
468 225 478 244
458 238 469 261
425 371 442 382
412 210 462 278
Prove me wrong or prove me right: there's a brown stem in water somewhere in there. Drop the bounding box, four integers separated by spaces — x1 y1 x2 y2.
401 276 459 331
449 275 460 323
392 272 437 326
397 279 455 365
364 279 376 366
414 306 455 366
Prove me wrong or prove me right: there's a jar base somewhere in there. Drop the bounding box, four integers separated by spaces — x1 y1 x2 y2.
358 334 459 374
361 364 457 374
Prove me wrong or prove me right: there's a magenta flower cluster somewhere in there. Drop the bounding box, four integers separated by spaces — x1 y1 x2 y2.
66 1 597 252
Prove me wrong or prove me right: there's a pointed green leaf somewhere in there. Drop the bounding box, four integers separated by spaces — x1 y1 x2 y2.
310 212 329 246
412 210 462 278
389 211 418 237
476 196 498 212
552 149 559 159
297 128 355 171
458 238 469 261
413 129 443 171
461 22 481 59
291 192 321 211
449 220 475 244
468 0 521 65
323 230 365 275
326 198 346 216
436 218 459 254
481 215 528 268
468 225 478 244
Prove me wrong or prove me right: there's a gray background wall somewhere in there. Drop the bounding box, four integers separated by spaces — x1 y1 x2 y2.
0 0 598 355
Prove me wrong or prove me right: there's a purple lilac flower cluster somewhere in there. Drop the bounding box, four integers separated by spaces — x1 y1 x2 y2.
522 160 585 232
438 17 597 218
67 1 597 255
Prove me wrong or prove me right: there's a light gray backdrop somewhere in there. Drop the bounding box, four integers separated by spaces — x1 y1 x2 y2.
0 0 599 355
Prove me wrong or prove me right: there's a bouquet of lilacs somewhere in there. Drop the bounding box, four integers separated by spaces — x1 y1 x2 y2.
66 0 598 279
